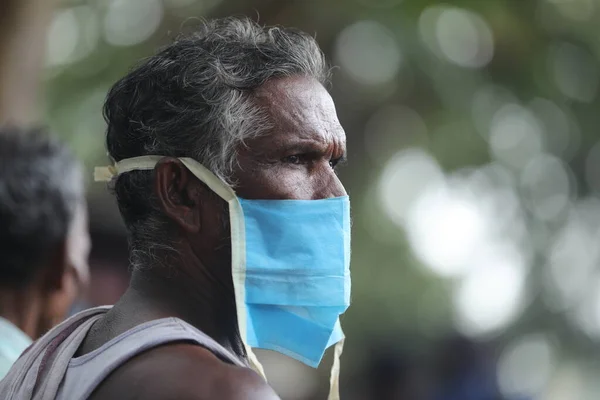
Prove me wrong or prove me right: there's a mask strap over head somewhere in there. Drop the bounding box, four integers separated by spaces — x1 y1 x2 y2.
95 156 344 400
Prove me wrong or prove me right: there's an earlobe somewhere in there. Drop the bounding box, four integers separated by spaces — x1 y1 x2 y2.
154 158 203 234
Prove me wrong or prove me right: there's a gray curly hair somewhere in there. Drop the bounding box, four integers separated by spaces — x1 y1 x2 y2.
104 17 331 270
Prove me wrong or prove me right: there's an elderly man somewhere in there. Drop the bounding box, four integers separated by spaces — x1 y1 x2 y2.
0 127 90 379
0 17 350 400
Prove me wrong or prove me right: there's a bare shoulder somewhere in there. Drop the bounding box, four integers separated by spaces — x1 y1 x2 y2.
88 342 280 400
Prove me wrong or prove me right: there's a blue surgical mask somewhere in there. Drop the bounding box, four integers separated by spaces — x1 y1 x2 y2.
242 197 351 367
95 156 351 400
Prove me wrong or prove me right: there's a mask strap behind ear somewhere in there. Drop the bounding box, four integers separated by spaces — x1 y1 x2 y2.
94 156 267 380
95 156 237 201
327 339 344 400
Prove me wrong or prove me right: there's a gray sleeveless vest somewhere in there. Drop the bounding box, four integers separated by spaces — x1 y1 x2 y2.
0 306 247 400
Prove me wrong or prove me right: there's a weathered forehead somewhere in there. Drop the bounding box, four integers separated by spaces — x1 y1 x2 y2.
253 76 346 149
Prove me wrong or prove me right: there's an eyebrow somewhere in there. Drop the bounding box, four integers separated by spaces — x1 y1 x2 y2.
280 138 347 158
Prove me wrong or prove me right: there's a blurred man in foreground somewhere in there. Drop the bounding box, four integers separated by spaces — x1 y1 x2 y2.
0 127 90 379
0 17 350 400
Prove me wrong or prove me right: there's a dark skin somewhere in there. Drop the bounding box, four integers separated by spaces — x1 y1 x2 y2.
0 202 90 340
80 75 347 400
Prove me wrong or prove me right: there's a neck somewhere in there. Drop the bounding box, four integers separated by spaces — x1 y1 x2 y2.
0 285 41 339
127 256 245 359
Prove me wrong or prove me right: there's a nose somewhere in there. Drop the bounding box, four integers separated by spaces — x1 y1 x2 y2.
313 168 347 200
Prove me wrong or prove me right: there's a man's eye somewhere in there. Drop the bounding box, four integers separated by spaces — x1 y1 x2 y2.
283 155 303 164
329 157 344 169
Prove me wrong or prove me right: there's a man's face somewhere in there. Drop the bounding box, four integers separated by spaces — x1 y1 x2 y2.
233 76 347 200
154 76 347 283
38 202 91 337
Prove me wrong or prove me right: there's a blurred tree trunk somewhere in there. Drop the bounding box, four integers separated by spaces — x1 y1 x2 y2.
0 0 59 125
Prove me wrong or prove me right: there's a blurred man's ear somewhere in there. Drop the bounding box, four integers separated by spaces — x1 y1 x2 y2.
64 203 91 288
37 256 81 338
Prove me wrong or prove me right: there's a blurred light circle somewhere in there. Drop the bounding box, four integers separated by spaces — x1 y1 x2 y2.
549 42 599 103
585 141 600 193
73 6 101 63
419 6 494 68
435 8 494 68
547 0 595 21
405 178 493 277
471 85 517 139
405 165 529 280
335 20 402 86
520 154 572 221
497 333 556 397
419 7 444 56
46 6 100 68
473 162 518 188
547 199 600 310
46 8 79 67
364 105 428 165
570 283 600 337
542 364 585 400
530 219 554 255
529 98 578 159
470 165 530 244
569 276 600 341
104 0 163 47
589 280 600 337
454 254 527 336
405 169 523 277
378 148 444 226
489 104 545 169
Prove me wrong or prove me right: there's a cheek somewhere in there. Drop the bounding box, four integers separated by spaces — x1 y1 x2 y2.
237 167 318 200
47 274 79 320
267 165 343 200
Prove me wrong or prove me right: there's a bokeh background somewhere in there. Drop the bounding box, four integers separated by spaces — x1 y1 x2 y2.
9 0 600 398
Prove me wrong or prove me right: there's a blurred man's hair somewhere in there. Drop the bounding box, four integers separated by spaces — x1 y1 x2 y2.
0 127 84 288
103 17 330 270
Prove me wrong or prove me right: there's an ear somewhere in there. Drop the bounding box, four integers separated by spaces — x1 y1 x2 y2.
154 157 203 234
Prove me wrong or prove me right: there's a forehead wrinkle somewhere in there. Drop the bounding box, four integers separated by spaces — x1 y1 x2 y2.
252 76 345 152
269 95 342 146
